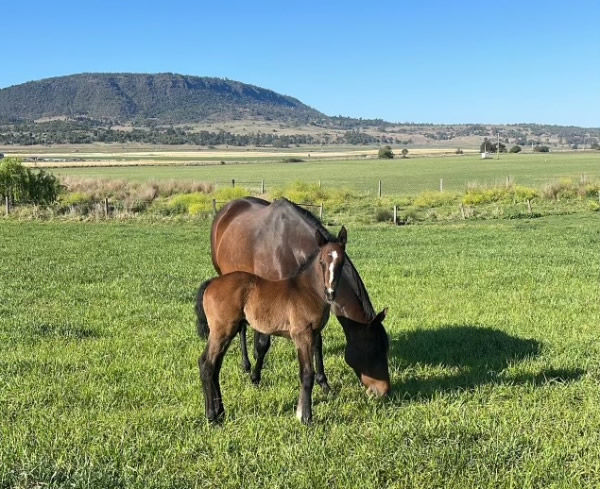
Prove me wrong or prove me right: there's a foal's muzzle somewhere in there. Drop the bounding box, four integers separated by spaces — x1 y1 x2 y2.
325 289 335 303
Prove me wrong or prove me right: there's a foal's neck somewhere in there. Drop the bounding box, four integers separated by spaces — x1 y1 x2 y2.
296 251 327 302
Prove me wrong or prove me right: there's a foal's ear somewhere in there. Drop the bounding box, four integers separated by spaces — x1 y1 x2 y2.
337 226 347 247
315 230 328 247
372 307 388 324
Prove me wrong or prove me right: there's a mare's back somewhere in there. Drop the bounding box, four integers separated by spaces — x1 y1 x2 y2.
212 198 321 279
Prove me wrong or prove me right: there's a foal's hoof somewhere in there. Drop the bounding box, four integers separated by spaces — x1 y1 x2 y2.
296 406 312 425
241 361 251 373
251 374 261 386
299 414 312 425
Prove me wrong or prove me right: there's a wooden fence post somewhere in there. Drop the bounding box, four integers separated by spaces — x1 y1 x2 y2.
527 199 532 214
319 203 323 219
212 199 217 215
104 198 109 217
597 190 600 204
261 180 265 194
231 179 235 188
378 180 382 198
5 196 9 216
393 205 397 225
440 178 443 192
460 203 466 220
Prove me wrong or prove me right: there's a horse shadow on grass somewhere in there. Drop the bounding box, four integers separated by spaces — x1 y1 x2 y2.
385 325 584 403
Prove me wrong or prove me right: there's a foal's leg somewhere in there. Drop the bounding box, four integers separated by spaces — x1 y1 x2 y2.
239 321 251 373
313 333 330 395
199 327 236 423
291 329 315 424
251 331 271 385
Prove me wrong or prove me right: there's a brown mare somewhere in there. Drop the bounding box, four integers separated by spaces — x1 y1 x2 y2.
205 197 390 396
197 228 347 424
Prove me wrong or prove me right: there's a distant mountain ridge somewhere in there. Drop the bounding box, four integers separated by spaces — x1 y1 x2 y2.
0 73 326 124
0 73 598 149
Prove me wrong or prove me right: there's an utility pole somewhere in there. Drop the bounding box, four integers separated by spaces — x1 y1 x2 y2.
497 132 500 160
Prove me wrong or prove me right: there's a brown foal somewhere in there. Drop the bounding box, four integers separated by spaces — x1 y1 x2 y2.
198 227 347 424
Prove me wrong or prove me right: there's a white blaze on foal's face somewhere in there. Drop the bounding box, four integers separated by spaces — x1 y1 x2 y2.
327 250 339 295
317 226 347 303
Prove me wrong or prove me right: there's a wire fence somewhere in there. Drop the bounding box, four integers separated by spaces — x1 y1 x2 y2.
2 195 553 225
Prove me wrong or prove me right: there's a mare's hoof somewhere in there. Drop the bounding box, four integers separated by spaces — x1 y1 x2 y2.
316 375 331 396
251 374 261 386
242 361 251 373
319 382 331 396
207 409 225 425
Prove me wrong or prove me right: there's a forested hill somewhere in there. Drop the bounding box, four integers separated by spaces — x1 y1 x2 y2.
0 73 326 124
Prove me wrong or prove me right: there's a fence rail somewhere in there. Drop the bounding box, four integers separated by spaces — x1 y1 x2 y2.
211 199 323 218
214 179 265 193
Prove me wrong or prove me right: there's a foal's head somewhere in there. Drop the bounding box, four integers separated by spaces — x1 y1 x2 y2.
316 226 347 303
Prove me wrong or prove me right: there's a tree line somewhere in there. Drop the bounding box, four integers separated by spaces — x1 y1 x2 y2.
0 121 407 146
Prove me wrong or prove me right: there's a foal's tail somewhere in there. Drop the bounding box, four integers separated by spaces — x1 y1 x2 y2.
195 278 214 338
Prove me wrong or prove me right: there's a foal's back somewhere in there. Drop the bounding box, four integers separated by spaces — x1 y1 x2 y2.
203 271 328 340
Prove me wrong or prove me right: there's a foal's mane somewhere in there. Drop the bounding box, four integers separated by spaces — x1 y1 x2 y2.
272 198 376 320
296 248 321 274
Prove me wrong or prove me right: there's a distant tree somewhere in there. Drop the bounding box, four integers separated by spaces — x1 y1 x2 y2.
378 145 394 159
401 148 409 158
510 145 522 153
534 145 550 153
0 158 27 203
0 157 60 204
480 138 506 153
480 138 494 153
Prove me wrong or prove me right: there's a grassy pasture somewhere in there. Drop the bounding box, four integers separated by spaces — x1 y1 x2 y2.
2 215 600 488
49 152 600 195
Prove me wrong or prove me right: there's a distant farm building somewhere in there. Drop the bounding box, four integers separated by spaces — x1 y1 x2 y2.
481 152 493 159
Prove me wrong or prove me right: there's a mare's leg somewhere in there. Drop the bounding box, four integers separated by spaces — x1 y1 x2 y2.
313 333 330 395
291 329 315 424
239 321 251 373
251 331 271 385
199 326 237 423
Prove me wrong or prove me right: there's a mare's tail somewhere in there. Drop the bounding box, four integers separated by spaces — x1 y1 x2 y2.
195 278 214 338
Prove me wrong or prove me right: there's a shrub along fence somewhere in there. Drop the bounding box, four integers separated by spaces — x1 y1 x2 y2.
3 175 600 223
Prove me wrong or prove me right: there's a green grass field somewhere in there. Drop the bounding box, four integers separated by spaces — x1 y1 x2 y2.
2 215 600 488
50 152 600 195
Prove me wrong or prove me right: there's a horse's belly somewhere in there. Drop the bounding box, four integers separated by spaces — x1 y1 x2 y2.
244 304 291 338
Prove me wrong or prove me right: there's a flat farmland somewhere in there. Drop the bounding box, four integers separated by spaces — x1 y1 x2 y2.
2 215 600 488
48 152 600 195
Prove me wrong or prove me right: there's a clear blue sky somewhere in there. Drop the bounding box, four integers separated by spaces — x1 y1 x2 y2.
3 0 599 127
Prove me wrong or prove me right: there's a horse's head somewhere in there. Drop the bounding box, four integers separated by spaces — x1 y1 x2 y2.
316 226 347 303
341 308 391 397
